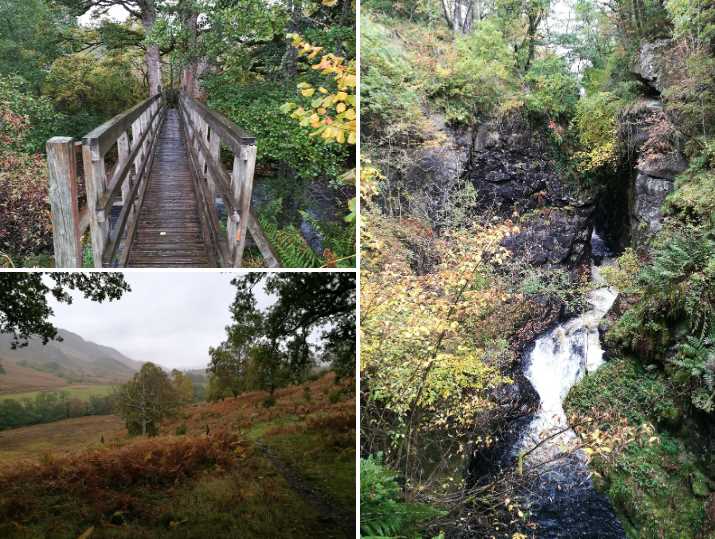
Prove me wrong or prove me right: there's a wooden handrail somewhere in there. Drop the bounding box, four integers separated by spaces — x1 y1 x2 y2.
47 93 166 267
178 92 280 267
83 94 162 160
179 93 255 150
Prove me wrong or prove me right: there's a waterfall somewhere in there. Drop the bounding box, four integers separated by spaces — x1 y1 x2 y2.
512 231 626 537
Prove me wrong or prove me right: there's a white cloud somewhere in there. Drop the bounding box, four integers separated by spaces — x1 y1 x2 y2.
47 272 273 371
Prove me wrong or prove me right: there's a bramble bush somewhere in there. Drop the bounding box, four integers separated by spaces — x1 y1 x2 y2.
0 79 53 262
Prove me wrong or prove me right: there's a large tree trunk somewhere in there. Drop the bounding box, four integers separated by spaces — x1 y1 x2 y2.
142 3 161 96
180 9 208 98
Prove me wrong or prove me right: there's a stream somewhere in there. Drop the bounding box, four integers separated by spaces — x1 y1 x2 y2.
513 232 627 537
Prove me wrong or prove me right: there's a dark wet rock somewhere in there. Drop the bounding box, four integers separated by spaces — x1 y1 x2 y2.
299 208 325 254
637 150 688 180
525 454 627 538
502 207 593 268
467 116 594 269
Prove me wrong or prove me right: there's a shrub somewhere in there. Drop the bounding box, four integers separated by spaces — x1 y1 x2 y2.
360 16 424 129
600 248 641 292
0 149 51 262
523 55 580 122
360 454 443 538
572 91 623 174
0 75 65 154
666 137 715 225
43 50 146 139
262 395 276 408
204 80 349 182
429 20 516 125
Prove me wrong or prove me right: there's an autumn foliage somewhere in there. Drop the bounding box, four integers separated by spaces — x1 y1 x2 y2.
0 103 51 263
0 431 241 492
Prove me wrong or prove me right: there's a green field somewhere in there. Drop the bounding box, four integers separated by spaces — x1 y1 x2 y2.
0 384 116 402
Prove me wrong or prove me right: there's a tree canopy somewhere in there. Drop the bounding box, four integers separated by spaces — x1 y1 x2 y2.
208 272 355 399
0 273 130 347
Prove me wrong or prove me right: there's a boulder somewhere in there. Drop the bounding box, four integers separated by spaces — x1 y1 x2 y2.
502 207 593 267
637 150 688 180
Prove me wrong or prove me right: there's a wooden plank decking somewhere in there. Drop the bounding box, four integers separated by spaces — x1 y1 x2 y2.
126 109 213 267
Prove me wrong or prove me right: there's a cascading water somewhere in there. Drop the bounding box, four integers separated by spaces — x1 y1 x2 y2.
513 231 626 537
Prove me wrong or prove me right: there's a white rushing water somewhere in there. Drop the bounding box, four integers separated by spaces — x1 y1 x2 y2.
516 246 618 467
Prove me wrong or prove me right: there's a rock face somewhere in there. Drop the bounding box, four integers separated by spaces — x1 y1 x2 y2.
467 115 594 268
631 173 675 245
632 39 688 95
402 113 472 229
617 41 691 248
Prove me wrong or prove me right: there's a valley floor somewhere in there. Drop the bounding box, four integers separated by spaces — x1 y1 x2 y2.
0 414 124 461
0 373 355 539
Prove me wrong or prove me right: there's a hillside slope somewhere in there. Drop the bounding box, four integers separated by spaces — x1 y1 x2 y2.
0 372 355 538
0 329 141 390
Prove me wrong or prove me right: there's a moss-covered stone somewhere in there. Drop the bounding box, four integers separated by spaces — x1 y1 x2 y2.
565 356 715 538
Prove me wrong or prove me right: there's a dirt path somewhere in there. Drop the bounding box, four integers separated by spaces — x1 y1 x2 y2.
255 441 355 539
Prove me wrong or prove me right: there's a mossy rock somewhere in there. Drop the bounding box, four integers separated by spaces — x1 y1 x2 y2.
692 471 712 498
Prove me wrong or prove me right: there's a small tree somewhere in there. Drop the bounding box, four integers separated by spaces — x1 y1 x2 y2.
171 369 194 404
249 344 288 396
116 362 179 436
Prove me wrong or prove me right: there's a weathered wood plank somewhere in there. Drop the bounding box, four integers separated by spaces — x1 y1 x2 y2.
103 109 166 265
47 137 82 267
83 94 161 159
232 145 256 266
98 104 163 214
82 145 108 267
125 109 212 267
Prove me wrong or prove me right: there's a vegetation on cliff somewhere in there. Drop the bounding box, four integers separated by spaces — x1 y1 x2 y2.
361 0 714 536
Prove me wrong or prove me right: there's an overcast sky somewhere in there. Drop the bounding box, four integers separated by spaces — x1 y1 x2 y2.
78 5 130 26
47 272 273 371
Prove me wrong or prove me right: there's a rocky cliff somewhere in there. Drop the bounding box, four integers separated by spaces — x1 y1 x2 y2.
618 39 690 248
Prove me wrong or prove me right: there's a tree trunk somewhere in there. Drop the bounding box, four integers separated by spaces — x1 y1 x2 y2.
142 4 161 96
280 0 301 79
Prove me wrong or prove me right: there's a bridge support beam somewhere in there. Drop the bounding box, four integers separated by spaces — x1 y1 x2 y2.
46 137 82 267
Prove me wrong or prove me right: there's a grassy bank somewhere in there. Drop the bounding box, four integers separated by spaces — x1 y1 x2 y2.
0 384 115 401
565 357 714 538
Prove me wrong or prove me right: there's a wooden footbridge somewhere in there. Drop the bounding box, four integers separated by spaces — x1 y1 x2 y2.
46 92 280 268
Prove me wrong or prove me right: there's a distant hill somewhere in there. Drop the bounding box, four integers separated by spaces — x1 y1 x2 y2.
0 330 142 393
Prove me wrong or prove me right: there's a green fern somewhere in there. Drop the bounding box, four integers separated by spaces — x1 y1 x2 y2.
258 214 322 268
299 210 356 267
671 328 715 412
360 454 444 539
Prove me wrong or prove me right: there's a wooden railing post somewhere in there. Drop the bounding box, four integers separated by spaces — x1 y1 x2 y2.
83 142 108 267
207 129 219 203
230 144 257 266
47 137 82 267
117 132 131 204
